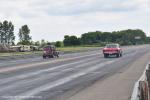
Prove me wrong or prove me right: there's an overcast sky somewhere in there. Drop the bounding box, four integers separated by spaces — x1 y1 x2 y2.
0 0 150 42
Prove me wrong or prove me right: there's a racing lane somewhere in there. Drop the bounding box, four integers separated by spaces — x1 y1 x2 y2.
0 45 149 100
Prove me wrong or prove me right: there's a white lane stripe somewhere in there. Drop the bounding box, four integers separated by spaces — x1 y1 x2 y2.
0 56 100 85
0 58 102 92
19 59 118 99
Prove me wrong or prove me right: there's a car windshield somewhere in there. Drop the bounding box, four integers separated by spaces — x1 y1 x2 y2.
106 44 118 48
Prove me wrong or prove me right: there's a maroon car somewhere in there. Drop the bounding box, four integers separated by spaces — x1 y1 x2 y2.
43 45 59 59
103 44 122 58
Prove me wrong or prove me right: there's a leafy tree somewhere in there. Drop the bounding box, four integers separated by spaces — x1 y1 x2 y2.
34 41 40 46
63 35 70 46
0 20 15 45
47 42 51 45
18 25 31 45
30 41 35 45
79 29 147 45
81 31 103 44
146 37 150 44
63 35 81 46
116 29 147 45
55 41 62 47
40 39 47 47
0 22 3 43
69 36 81 46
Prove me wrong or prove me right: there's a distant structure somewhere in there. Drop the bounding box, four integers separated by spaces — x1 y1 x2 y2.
10 45 39 52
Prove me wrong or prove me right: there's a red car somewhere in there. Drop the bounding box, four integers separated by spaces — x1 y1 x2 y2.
43 45 59 59
103 44 122 58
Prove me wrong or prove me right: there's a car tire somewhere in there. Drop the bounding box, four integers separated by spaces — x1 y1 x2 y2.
104 54 108 58
116 53 120 58
43 55 46 59
120 53 122 57
48 55 51 58
51 55 54 58
56 55 59 58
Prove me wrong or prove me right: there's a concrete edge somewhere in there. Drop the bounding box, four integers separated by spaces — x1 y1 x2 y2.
130 62 150 100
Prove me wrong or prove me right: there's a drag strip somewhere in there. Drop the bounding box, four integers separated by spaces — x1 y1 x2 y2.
0 45 149 100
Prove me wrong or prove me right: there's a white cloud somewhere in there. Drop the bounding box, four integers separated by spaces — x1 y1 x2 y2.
0 0 149 42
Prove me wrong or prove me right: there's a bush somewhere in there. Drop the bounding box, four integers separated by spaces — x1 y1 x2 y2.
55 41 62 47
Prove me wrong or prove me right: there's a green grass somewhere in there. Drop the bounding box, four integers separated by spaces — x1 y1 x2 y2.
57 46 99 52
0 51 43 57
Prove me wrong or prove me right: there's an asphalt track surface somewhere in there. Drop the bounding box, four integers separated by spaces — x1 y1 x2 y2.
0 45 149 100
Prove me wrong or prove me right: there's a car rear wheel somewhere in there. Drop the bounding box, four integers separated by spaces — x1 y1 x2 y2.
56 55 59 58
104 54 108 58
48 55 51 58
48 55 54 58
43 55 46 59
51 55 54 58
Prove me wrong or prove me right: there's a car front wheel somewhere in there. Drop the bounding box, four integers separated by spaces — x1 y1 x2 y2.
116 53 120 58
120 53 122 57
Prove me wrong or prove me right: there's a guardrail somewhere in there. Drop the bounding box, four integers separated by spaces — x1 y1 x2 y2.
131 63 150 100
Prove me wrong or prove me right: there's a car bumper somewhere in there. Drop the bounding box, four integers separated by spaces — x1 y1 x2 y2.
103 52 119 55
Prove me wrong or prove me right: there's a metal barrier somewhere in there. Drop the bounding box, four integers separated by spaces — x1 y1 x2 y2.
131 63 150 100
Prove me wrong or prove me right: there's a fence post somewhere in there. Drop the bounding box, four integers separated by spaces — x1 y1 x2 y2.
131 63 150 100
146 64 150 100
139 81 149 100
146 64 150 89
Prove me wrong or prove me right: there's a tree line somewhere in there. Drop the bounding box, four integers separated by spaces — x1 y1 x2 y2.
63 29 148 46
0 20 149 47
0 20 32 45
0 21 15 45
